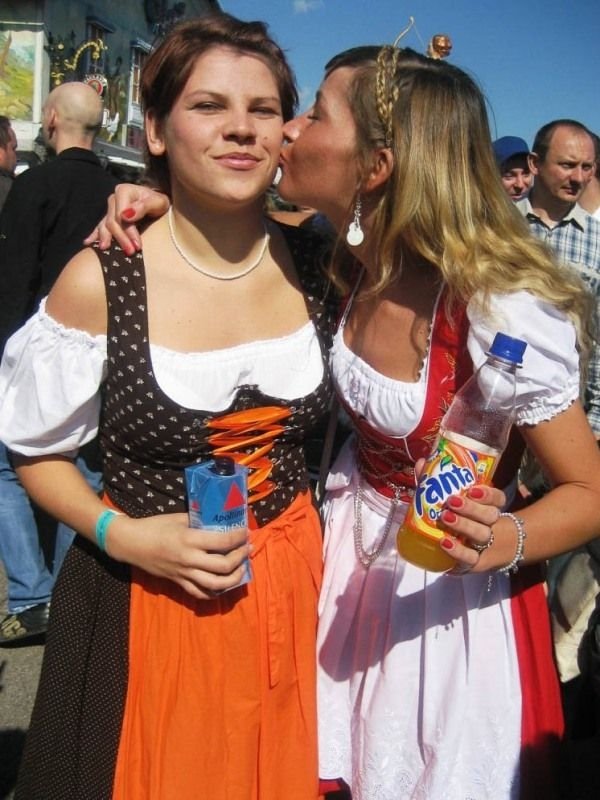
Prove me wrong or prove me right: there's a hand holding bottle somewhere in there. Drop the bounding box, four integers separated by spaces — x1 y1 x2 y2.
412 459 506 572
397 332 527 571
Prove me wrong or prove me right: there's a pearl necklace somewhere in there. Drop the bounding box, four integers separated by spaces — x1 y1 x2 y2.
167 207 269 281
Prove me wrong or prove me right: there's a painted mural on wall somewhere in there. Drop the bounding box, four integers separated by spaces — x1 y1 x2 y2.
98 60 127 144
0 30 35 121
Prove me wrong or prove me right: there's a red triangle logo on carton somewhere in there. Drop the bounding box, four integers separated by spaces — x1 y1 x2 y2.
223 483 245 510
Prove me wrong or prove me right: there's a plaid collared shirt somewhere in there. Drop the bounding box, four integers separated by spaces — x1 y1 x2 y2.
517 198 600 434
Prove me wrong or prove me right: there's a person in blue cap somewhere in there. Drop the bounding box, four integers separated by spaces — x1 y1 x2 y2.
493 135 532 202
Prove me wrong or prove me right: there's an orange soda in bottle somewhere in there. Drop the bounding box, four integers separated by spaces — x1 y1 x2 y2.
397 332 527 571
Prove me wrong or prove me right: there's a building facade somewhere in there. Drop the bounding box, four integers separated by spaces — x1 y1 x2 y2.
0 0 221 176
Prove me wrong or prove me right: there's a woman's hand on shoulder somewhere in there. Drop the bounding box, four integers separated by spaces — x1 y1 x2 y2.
105 512 251 600
84 184 170 255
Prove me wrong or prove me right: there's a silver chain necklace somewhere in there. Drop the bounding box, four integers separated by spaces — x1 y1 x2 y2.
353 481 403 568
168 207 269 281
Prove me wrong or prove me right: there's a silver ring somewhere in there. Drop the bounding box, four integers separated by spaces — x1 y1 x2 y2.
471 527 495 553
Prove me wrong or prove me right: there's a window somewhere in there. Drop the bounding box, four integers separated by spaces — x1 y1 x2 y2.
83 17 115 74
128 42 150 128
130 48 146 109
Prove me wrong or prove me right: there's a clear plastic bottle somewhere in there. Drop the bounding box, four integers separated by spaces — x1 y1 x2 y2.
397 332 527 571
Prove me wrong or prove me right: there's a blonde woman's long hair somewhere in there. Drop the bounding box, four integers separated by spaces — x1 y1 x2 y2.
325 46 594 357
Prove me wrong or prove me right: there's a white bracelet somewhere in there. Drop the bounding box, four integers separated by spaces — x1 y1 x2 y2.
497 512 527 574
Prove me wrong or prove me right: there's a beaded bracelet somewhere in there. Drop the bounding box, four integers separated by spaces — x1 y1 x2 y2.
95 509 121 552
497 512 527 574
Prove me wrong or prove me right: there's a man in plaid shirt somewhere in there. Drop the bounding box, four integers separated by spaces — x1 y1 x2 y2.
517 118 600 753
517 118 600 436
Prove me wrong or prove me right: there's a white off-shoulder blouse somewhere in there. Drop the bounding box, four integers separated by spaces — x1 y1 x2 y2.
0 298 325 457
332 289 580 437
0 290 580 456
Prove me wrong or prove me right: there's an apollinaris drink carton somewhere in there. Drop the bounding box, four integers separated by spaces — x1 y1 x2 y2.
185 456 252 591
397 332 527 572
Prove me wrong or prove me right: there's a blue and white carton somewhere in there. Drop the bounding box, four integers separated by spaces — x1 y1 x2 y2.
185 456 252 592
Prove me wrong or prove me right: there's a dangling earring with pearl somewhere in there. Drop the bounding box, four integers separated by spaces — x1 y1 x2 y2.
346 197 364 246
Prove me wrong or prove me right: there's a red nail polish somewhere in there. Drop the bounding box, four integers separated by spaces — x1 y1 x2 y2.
448 496 463 509
468 486 485 499
122 208 136 220
441 537 454 550
442 510 457 524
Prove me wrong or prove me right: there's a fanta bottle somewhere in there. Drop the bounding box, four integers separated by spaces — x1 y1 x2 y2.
397 332 527 571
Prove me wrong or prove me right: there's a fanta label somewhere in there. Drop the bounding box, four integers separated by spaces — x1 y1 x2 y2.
404 432 499 542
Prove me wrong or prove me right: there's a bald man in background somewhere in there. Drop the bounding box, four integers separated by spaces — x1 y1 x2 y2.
0 82 118 343
0 82 117 644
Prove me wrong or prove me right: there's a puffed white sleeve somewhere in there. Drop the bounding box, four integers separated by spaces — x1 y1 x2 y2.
467 290 580 426
0 299 107 456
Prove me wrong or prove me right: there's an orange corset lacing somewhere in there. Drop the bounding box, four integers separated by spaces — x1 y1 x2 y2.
206 405 292 509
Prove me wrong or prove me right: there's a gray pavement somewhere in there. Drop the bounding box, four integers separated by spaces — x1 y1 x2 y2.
0 565 44 800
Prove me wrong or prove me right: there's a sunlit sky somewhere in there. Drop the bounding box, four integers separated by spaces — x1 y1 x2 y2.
222 0 600 148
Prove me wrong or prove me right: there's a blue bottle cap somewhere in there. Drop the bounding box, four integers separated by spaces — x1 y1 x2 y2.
487 332 527 365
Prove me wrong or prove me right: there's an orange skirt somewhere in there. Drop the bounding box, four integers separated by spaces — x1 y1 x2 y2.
112 490 322 800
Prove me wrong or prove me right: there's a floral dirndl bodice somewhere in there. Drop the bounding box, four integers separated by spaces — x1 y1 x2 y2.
340 292 473 500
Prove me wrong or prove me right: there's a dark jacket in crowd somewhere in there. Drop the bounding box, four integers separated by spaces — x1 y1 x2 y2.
0 147 118 354
0 168 14 215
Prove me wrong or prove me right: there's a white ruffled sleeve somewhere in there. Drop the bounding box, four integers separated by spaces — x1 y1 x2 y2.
0 299 107 456
467 290 580 426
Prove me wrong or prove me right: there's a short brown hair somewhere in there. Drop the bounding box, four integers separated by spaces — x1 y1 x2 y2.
141 13 297 192
590 131 600 179
532 118 593 162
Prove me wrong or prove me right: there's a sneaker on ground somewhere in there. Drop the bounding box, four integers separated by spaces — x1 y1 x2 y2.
0 602 50 645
